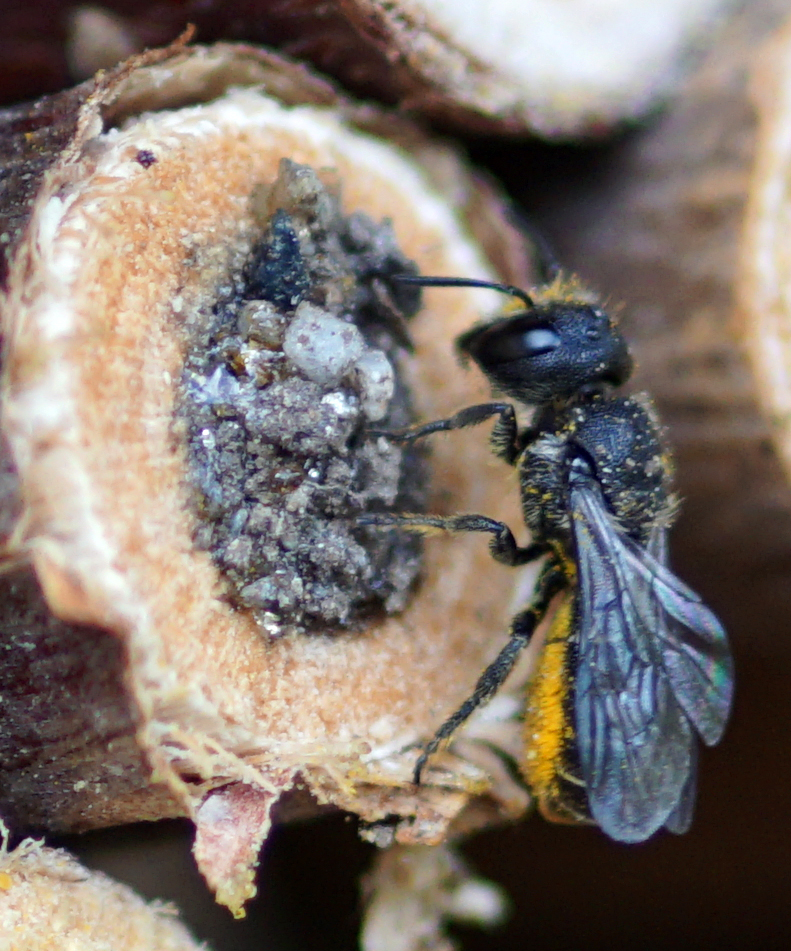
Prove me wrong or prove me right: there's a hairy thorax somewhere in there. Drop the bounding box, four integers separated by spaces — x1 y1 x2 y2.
520 394 675 545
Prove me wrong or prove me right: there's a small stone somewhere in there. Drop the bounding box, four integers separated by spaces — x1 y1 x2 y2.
283 302 364 385
199 365 240 405
238 300 287 347
222 536 253 571
239 577 279 608
351 348 395 421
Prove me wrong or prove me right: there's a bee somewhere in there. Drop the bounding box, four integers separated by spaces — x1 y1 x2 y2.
358 268 734 843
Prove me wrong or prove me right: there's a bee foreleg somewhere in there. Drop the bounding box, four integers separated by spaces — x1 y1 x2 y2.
370 402 521 463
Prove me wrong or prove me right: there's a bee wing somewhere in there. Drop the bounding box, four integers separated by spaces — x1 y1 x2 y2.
639 522 733 745
663 739 697 836
569 470 732 842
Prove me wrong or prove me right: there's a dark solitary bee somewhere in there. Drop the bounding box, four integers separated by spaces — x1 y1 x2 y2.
359 268 734 843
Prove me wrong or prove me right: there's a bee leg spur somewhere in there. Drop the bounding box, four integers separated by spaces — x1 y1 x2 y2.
413 563 565 785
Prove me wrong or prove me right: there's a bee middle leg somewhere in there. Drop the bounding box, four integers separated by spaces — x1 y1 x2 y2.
355 511 547 567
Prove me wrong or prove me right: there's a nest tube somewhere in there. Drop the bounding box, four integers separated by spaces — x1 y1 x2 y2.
0 44 535 913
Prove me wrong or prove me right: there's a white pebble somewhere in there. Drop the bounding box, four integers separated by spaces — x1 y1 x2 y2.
283 302 364 385
352 347 395 421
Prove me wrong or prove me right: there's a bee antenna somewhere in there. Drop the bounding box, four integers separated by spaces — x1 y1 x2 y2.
393 274 534 309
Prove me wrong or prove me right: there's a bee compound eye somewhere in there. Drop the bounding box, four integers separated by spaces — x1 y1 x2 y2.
521 326 562 356
480 323 561 364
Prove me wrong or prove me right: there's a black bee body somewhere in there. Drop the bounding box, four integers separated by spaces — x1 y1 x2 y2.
359 274 733 843
520 393 671 546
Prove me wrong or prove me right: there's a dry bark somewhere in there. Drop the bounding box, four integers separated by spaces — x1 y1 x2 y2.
0 822 206 951
4 0 734 136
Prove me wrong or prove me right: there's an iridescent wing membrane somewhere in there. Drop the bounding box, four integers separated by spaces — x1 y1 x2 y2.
569 466 734 842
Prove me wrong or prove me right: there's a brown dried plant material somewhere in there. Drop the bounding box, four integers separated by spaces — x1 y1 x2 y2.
0 821 207 951
360 842 507 951
7 0 731 135
739 16 791 487
0 42 535 913
319 0 733 136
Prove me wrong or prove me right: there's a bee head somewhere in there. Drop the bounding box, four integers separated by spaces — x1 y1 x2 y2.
457 300 633 404
391 274 632 405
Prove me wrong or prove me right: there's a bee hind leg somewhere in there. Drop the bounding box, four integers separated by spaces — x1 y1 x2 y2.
413 562 566 785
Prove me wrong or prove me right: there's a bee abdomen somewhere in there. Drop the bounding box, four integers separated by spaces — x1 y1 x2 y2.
520 592 590 825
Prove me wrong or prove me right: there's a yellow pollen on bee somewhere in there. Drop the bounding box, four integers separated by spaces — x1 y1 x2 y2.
521 594 574 800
